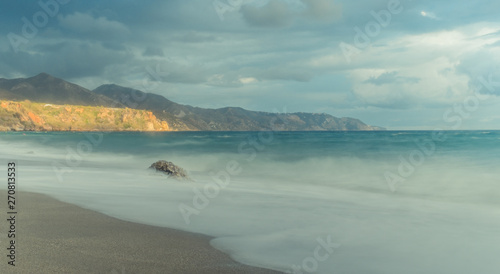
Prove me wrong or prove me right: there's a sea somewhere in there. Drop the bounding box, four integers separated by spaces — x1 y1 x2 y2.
1 130 500 274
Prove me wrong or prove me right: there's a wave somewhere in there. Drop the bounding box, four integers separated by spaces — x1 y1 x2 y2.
2 132 500 273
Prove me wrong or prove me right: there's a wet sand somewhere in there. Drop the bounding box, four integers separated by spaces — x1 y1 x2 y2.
0 190 282 273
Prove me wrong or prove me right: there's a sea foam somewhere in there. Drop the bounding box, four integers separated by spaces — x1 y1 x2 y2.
2 131 500 273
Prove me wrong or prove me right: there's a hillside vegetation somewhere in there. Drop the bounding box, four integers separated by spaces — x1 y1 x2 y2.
0 100 169 132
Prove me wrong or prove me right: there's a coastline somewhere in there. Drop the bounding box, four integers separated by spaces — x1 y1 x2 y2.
0 190 281 274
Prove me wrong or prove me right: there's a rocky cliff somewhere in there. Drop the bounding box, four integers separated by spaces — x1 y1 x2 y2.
0 100 169 132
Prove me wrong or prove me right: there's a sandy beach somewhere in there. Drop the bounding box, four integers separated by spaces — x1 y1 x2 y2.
0 190 281 274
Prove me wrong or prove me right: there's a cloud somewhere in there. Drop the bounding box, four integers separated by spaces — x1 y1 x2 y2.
257 67 314 82
490 40 500 47
206 74 244 87
143 47 164 57
301 0 342 22
58 12 129 39
420 10 439 20
175 32 218 43
0 41 129 80
125 59 215 86
458 52 500 96
338 21 500 110
241 0 293 28
239 77 258 84
351 57 471 109
364 72 420 86
240 0 341 28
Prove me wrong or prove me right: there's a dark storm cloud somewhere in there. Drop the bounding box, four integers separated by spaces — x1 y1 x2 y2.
0 41 129 79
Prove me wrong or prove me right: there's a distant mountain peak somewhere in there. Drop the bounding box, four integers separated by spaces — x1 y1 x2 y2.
0 73 123 107
99 83 143 92
99 83 118 88
34 72 51 77
30 72 54 80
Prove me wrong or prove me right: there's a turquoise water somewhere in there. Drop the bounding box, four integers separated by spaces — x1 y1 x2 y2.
5 130 500 160
1 131 500 273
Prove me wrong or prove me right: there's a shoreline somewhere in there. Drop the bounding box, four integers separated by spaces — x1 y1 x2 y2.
0 190 281 273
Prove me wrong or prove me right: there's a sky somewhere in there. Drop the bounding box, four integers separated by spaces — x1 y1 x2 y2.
1 0 500 130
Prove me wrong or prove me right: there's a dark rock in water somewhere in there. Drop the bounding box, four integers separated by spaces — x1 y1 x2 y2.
150 160 189 179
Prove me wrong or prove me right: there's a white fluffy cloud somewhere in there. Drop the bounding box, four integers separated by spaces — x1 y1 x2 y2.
343 23 500 110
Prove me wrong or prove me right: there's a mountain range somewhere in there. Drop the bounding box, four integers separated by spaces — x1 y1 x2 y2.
0 73 384 131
